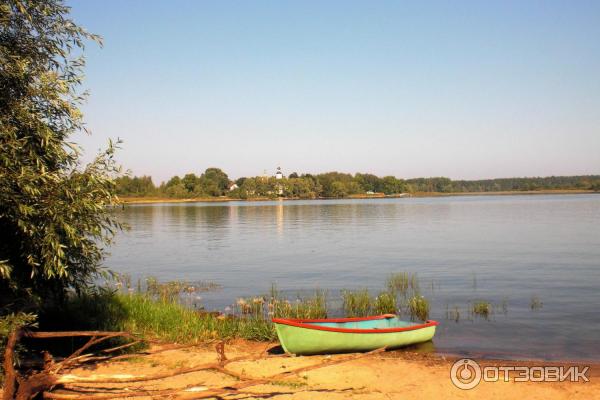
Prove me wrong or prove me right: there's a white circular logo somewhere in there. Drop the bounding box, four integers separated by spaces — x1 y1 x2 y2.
450 358 482 390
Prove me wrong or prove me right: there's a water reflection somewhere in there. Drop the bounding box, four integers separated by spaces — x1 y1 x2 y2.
111 195 600 361
276 202 284 236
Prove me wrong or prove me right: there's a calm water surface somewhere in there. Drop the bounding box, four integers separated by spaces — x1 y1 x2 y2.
108 194 600 361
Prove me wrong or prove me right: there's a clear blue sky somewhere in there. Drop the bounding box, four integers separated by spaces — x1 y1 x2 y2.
69 0 600 182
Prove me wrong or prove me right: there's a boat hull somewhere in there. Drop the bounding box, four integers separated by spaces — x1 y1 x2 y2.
273 315 437 355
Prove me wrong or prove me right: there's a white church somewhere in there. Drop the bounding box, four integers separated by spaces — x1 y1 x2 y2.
275 167 283 180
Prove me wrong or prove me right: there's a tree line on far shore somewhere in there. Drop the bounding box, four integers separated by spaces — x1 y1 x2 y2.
115 169 600 199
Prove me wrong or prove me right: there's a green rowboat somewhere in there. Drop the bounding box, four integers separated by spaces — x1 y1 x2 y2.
272 314 438 355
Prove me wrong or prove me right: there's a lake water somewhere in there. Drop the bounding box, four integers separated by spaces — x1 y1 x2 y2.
108 194 600 361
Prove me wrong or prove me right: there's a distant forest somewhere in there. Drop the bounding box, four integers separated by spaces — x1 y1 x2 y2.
115 169 600 199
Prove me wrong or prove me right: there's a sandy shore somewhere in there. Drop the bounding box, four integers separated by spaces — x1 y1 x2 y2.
50 339 598 399
118 190 596 204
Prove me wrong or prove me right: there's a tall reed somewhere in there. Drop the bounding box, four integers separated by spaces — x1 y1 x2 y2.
407 295 430 321
387 272 419 297
471 301 492 319
342 289 372 317
373 291 397 315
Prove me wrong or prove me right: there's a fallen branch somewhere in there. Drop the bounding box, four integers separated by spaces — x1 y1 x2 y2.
3 330 143 400
14 330 386 400
45 342 228 370
55 335 121 373
24 331 135 339
101 340 142 354
54 351 281 385
182 347 387 400
45 347 386 400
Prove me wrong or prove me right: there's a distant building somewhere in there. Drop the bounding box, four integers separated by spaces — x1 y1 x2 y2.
228 183 239 191
259 169 269 181
275 167 283 180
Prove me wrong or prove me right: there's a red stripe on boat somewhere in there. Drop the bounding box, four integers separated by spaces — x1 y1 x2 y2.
272 314 439 334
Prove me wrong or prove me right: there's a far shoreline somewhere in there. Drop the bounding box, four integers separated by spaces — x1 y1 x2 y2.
118 189 597 205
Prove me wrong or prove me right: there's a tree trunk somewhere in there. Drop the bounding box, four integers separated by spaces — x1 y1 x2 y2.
2 328 22 400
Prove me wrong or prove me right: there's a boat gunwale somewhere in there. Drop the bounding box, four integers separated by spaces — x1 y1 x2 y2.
272 314 439 334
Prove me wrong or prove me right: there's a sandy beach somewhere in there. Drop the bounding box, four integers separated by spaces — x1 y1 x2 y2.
47 339 598 399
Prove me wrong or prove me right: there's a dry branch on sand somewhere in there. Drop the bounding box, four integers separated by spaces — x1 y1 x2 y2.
2 326 385 400
2 330 141 400
43 347 385 400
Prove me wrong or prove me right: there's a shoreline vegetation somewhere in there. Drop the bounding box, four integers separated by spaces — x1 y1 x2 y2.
118 188 597 204
116 169 600 204
4 3 598 397
45 273 430 344
42 272 532 348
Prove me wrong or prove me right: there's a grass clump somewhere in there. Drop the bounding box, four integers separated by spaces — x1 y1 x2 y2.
58 283 331 344
235 286 327 321
57 290 277 342
342 289 372 317
407 295 430 321
110 294 224 342
471 301 492 319
530 295 543 311
373 292 397 315
387 272 419 297
266 286 327 320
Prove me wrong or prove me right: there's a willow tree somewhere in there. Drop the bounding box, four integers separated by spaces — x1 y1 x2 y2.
0 0 121 310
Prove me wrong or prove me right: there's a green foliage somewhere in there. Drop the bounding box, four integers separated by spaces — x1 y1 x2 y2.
373 291 397 315
118 170 600 200
51 290 263 342
407 175 600 193
354 173 379 192
407 295 430 321
182 173 200 194
235 285 327 321
35 275 436 346
201 167 229 196
114 176 156 197
122 168 231 198
112 293 277 341
43 282 327 343
471 301 492 319
386 272 419 298
380 176 407 194
342 289 372 317
163 180 189 198
406 177 453 193
0 0 121 307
